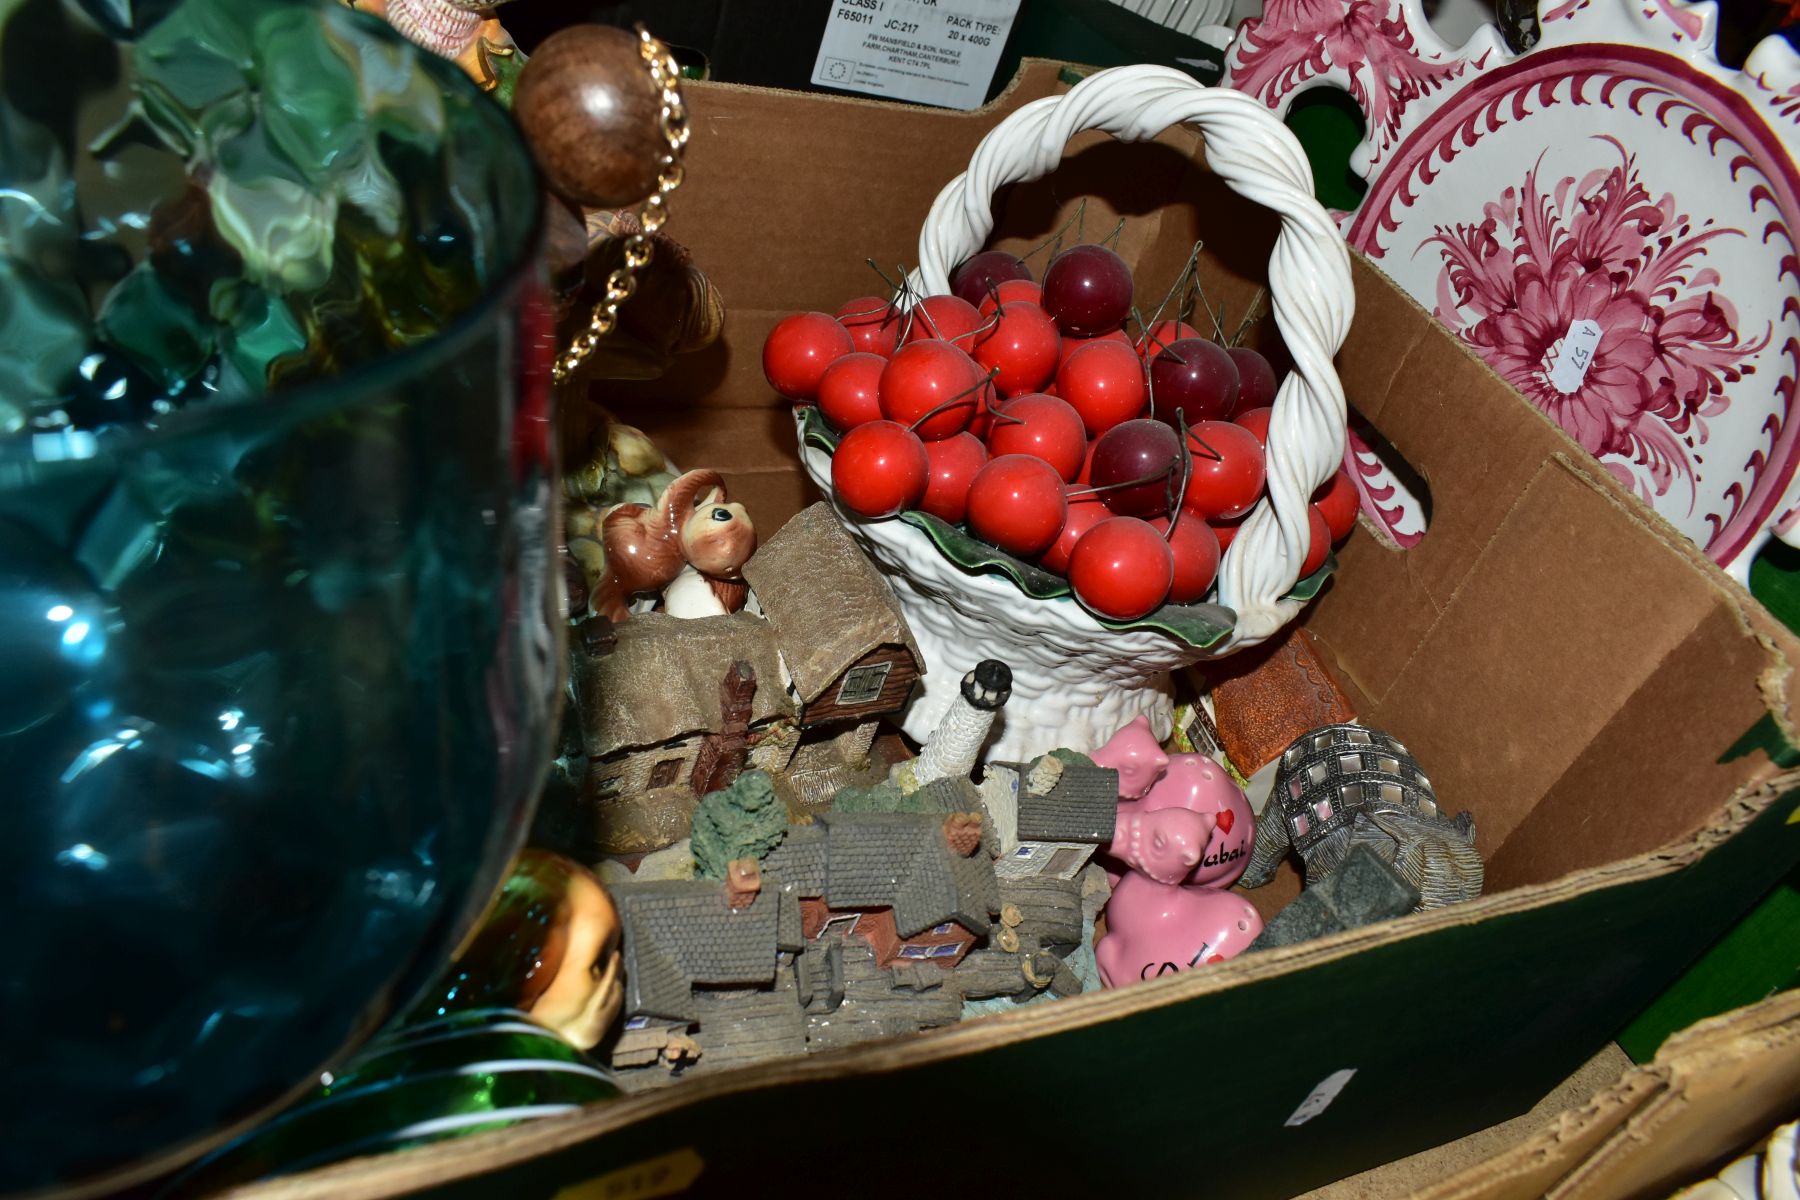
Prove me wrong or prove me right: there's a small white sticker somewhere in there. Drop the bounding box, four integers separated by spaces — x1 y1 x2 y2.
1285 1068 1357 1127
811 0 1022 111
1548 319 1603 394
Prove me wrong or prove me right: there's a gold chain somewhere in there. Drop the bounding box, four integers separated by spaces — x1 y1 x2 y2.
550 26 690 384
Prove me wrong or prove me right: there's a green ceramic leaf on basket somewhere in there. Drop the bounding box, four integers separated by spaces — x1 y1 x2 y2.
797 403 843 454
900 508 1075 598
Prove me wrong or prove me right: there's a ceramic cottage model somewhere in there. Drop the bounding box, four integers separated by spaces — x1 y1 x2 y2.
996 759 1121 881
763 812 998 969
567 504 924 852
1243 724 1484 909
606 810 1086 1082
740 503 925 802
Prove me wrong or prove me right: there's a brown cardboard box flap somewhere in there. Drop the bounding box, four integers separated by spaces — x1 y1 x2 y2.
254 63 1800 1200
1312 259 1800 891
1421 989 1800 1200
604 58 1800 899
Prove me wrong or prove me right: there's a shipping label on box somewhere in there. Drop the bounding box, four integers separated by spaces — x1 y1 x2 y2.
811 0 1021 110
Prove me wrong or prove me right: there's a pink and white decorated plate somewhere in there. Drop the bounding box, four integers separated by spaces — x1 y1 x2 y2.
1224 0 1800 578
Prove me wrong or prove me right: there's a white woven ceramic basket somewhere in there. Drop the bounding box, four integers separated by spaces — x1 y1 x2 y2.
800 64 1354 763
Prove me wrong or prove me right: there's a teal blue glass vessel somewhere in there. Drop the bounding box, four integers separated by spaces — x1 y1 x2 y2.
0 0 553 1192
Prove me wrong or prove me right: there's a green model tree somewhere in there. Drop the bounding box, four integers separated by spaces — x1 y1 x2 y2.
690 769 788 881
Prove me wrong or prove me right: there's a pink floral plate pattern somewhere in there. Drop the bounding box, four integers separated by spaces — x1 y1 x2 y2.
1224 0 1800 578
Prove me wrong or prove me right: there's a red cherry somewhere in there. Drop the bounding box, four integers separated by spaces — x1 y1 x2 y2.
1149 338 1240 426
1075 439 1096 484
1211 512 1247 551
879 340 983 441
1137 320 1202 359
1069 516 1174 620
902 294 983 348
1041 243 1135 337
836 296 902 358
1301 505 1331 577
966 454 1069 558
973 301 1060 398
951 250 1031 308
1313 469 1359 543
1182 421 1267 520
1234 406 1272 447
832 420 929 518
978 279 1043 316
920 432 989 524
1149 515 1221 603
1057 339 1149 438
1058 328 1134 369
969 405 994 441
987 393 1087 482
1089 418 1180 518
816 352 886 433
764 312 853 401
1228 347 1279 414
1042 487 1110 574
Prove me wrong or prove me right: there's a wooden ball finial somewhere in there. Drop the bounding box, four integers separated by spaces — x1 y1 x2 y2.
513 25 663 208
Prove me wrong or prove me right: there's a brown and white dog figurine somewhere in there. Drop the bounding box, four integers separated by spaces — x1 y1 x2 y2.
590 470 755 622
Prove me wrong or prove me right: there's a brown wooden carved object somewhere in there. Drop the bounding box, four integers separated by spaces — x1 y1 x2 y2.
591 470 755 622
1204 625 1356 777
690 660 756 798
512 25 663 209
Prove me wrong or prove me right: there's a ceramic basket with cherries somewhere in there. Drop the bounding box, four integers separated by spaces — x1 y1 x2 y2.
770 67 1356 762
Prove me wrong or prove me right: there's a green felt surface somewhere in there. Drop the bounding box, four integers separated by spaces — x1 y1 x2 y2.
1284 88 1370 212
1620 538 1800 1061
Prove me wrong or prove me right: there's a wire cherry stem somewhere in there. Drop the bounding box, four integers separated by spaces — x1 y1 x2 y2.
1164 411 1196 543
1066 462 1176 500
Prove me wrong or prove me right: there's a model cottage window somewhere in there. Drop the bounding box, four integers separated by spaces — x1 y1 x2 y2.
648 758 683 789
834 661 892 707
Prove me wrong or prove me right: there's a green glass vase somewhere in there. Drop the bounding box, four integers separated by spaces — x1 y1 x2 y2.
0 0 554 1192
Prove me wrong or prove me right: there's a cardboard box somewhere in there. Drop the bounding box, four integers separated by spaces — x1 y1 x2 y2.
233 64 1800 1198
1423 989 1800 1200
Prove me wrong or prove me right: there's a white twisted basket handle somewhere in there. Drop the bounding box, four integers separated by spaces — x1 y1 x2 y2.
909 65 1354 650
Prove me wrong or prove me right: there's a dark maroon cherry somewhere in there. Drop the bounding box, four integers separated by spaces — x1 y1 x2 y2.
951 250 1032 308
1228 346 1280 413
1041 243 1134 337
1149 338 1240 426
1090 418 1181 518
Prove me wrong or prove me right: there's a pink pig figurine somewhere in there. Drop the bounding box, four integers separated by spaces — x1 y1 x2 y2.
1088 715 1169 801
1093 733 1264 988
